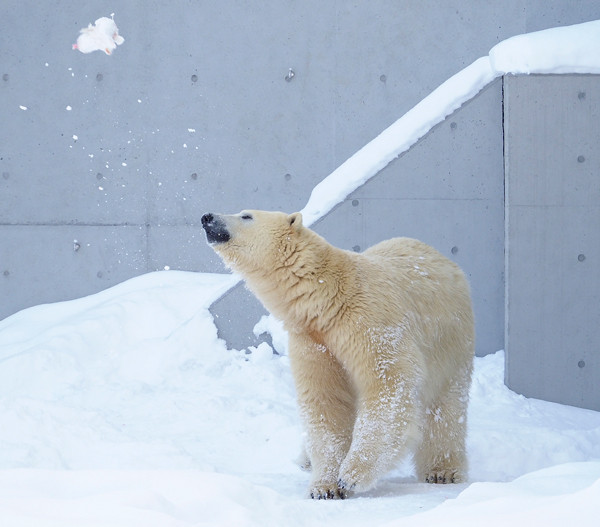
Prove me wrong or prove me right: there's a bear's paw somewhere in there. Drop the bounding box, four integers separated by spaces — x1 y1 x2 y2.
309 482 347 500
425 469 462 484
338 456 379 494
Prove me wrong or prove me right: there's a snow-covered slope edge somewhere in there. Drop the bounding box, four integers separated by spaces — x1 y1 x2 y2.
301 19 600 226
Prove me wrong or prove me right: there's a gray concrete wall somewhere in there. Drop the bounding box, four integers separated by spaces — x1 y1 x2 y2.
504 75 600 411
2 2 600 407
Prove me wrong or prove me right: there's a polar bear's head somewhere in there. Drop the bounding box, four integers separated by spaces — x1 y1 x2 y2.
201 210 304 274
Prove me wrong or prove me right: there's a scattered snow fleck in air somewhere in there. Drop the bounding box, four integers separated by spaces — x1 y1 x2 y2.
72 135 78 141
188 128 196 133
19 105 27 111
66 105 72 111
73 14 125 55
121 162 127 167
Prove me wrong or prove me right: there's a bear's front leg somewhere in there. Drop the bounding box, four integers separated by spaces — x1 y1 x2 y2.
338 365 422 494
288 333 356 499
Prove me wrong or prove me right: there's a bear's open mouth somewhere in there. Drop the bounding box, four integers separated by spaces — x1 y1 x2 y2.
201 213 231 244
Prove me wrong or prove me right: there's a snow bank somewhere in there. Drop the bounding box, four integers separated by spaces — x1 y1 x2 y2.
0 271 300 473
1 273 599 525
389 462 600 527
301 19 600 226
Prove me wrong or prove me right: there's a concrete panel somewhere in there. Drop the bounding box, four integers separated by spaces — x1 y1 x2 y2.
0 225 146 318
210 282 268 351
147 225 222 273
525 0 600 32
505 75 600 410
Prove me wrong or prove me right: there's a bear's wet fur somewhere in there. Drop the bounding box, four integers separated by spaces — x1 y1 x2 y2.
203 210 475 499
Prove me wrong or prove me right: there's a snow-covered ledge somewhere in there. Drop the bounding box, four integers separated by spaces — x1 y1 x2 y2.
300 19 600 226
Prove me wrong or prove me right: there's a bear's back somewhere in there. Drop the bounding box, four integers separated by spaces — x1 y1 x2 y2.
363 237 438 260
357 237 471 320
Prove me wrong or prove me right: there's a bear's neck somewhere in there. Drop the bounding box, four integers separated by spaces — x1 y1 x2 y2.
244 236 356 335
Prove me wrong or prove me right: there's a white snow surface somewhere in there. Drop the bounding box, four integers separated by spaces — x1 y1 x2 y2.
2 18 600 526
301 19 600 226
1 271 600 526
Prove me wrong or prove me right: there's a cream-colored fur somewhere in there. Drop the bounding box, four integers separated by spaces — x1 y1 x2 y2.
202 210 475 499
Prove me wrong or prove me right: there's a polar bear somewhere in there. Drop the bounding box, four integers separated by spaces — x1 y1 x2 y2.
202 210 475 499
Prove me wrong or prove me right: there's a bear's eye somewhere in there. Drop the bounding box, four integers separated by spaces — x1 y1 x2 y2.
240 213 253 221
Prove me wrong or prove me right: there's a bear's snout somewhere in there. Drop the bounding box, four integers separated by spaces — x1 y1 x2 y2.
201 213 231 244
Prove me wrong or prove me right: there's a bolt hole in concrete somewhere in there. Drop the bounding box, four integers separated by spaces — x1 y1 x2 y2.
578 254 586 262
578 360 586 368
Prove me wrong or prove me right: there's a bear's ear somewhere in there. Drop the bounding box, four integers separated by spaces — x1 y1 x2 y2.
288 212 303 230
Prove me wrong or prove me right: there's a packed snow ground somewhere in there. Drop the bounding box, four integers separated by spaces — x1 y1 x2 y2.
2 17 600 527
1 271 599 526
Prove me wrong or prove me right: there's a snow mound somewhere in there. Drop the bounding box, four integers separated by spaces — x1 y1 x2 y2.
392 462 600 527
1 272 600 525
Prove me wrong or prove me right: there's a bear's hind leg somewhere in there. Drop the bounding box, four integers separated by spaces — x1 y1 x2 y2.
415 372 470 484
288 333 356 499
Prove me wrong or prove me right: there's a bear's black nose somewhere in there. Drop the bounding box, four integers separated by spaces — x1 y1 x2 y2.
201 213 231 244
